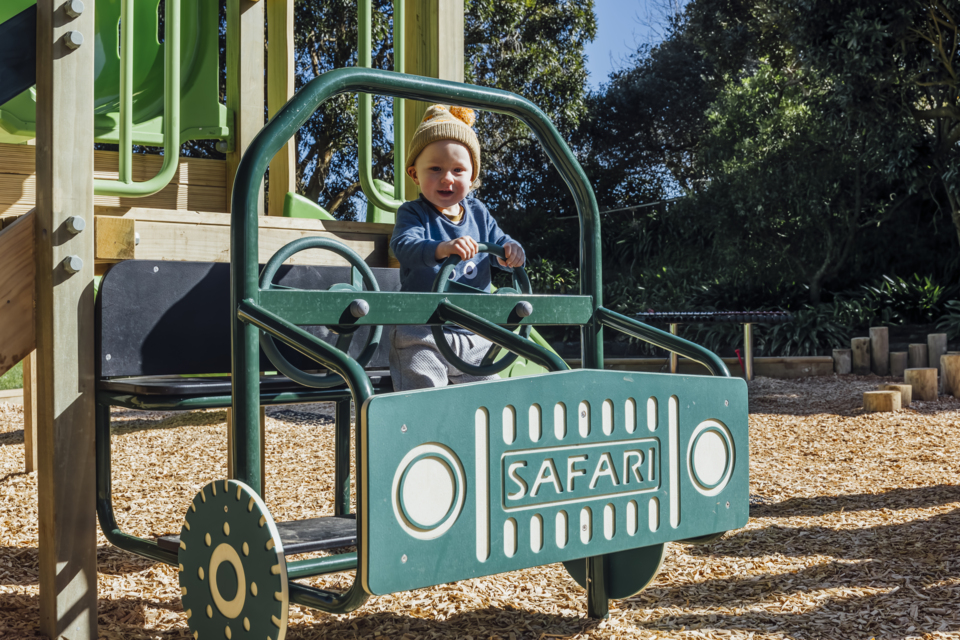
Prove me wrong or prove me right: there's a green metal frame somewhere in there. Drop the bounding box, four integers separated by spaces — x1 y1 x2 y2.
228 67 733 620
94 383 381 572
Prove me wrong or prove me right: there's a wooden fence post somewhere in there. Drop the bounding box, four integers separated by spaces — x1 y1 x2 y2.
869 327 889 375
267 0 295 216
35 0 98 635
851 338 871 375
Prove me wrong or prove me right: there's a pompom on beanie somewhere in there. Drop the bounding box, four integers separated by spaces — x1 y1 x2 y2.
405 105 481 183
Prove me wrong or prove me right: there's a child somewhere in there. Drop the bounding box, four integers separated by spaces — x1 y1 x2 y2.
389 104 525 391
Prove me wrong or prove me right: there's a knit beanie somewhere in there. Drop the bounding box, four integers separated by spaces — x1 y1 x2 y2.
405 105 481 183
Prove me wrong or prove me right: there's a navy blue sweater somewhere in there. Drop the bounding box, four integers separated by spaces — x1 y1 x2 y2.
390 195 520 293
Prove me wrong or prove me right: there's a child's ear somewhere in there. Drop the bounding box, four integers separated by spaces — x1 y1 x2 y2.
406 165 419 185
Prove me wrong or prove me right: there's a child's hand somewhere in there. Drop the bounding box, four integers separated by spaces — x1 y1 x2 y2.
498 242 525 268
436 237 479 261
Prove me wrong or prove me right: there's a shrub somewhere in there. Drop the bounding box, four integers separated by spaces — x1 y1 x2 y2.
936 300 960 341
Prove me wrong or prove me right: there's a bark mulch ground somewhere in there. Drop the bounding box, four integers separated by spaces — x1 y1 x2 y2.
0 374 957 639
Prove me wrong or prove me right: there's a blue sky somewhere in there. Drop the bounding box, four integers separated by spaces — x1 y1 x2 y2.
584 0 681 89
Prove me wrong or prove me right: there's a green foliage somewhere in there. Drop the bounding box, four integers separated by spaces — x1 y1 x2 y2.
936 300 960 340
523 257 579 295
758 304 851 357
0 362 23 391
695 303 851 357
858 274 954 325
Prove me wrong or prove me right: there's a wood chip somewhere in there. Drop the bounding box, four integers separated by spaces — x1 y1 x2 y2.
0 374 957 638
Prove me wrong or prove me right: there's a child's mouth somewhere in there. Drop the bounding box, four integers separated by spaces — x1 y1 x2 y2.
437 189 453 197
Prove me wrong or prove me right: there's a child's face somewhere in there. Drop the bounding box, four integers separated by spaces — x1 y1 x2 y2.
406 140 473 211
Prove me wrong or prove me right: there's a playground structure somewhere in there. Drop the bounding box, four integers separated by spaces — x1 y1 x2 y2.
0 2 748 638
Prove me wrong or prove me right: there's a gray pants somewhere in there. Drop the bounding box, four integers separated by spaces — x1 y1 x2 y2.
388 325 499 391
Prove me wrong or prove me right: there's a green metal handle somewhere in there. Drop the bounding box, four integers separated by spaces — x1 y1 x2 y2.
358 0 404 213
433 243 532 295
93 0 182 197
436 301 569 373
430 243 534 376
596 307 730 377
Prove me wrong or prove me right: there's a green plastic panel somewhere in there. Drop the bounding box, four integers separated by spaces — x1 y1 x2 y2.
258 290 594 327
283 192 335 220
358 368 748 596
0 0 229 145
179 480 289 640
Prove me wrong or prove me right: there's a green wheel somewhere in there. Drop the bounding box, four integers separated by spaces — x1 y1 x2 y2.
563 544 667 600
179 480 289 640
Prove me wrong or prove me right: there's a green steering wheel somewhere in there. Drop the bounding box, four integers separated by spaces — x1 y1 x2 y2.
259 237 382 388
429 243 533 377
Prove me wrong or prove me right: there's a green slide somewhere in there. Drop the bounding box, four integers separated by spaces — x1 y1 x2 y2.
0 0 229 146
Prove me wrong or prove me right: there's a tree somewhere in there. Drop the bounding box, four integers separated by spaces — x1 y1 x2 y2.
463 0 597 263
284 0 597 222
293 0 394 219
688 62 904 303
783 0 960 246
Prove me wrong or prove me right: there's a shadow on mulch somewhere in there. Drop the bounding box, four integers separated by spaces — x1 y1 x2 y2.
108 409 229 435
270 607 591 640
750 484 960 518
0 593 190 640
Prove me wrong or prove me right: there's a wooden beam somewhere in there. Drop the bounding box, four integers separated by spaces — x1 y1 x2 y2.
0 144 229 215
402 0 464 198
0 211 35 378
92 207 395 267
23 350 38 473
93 216 136 261
227 0 265 215
267 0 295 216
35 0 98 636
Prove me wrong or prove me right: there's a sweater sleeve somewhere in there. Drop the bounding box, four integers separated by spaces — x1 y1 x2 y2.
391 203 443 269
482 202 520 271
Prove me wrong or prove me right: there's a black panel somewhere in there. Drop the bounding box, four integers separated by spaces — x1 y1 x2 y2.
99 371 390 396
157 514 357 556
0 5 37 106
274 514 357 554
96 260 400 378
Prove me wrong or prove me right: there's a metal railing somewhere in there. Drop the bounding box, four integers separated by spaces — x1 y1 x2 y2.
92 0 181 197
358 0 405 215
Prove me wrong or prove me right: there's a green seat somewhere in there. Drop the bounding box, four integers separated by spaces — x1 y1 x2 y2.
0 0 229 145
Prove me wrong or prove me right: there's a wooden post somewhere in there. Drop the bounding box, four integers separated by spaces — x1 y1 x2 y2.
863 390 900 412
266 0 295 216
403 0 465 198
908 343 928 370
35 0 98 635
904 368 938 402
832 349 851 375
878 383 911 406
227 0 266 214
669 323 679 373
890 351 908 378
927 333 948 391
23 351 38 472
851 338 871 375
869 327 889 375
941 354 960 397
